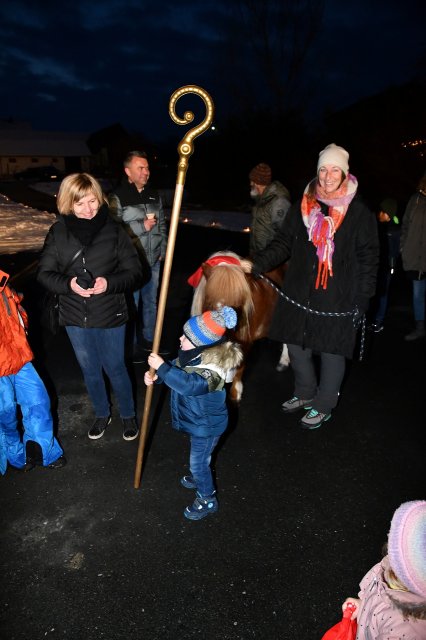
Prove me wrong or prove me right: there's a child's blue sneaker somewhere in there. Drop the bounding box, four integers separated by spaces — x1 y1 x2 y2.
184 493 218 521
180 475 197 489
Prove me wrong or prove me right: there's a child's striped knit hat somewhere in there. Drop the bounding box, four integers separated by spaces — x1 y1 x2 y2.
388 500 426 598
183 306 237 347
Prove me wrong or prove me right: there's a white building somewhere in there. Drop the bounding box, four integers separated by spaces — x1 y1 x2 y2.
0 120 91 177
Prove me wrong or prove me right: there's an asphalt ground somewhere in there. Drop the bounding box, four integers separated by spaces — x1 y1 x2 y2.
0 185 424 640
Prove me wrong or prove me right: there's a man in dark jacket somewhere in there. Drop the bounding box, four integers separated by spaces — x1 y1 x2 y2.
368 197 401 333
400 174 426 341
249 163 291 255
249 163 292 372
110 151 168 360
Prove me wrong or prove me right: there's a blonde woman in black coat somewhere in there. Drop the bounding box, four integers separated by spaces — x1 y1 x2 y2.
37 173 143 441
241 144 379 429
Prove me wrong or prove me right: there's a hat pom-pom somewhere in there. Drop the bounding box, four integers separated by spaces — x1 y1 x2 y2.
222 306 237 329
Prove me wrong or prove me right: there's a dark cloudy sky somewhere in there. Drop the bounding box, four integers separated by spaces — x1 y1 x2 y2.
0 0 424 141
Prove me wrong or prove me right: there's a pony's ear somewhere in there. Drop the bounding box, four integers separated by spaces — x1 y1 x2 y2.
202 262 213 279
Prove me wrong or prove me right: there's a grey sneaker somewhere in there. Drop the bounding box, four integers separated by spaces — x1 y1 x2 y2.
299 408 331 430
122 417 139 441
88 416 111 440
281 396 313 413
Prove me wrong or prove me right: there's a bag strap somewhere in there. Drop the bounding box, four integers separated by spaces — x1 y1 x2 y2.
63 247 84 272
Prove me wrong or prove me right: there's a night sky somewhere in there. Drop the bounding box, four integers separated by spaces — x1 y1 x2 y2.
0 0 424 142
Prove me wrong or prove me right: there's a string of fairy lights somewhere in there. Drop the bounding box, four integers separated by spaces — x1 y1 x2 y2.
401 139 425 157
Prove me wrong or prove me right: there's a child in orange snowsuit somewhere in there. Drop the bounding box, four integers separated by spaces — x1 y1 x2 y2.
0 270 64 473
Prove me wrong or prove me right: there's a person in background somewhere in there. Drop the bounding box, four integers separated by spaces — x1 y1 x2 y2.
368 197 401 333
0 269 65 473
249 163 292 372
110 151 168 361
400 174 426 341
241 144 378 429
144 306 243 521
342 500 426 639
248 162 291 255
37 173 143 442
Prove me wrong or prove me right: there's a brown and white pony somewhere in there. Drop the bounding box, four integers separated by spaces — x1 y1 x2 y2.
190 251 288 402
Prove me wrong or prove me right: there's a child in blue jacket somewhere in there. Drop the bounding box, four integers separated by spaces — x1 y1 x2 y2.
144 305 243 521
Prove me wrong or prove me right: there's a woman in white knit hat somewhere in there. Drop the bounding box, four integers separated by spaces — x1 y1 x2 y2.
241 144 379 429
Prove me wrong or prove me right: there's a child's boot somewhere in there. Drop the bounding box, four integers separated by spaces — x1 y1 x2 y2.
184 492 218 521
180 475 197 489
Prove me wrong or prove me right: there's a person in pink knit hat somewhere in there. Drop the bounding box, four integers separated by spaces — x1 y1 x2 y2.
342 500 426 639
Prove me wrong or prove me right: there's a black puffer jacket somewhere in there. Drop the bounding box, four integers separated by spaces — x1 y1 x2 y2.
252 196 379 358
37 210 143 328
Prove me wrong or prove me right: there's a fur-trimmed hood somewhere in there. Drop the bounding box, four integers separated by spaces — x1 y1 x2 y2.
382 557 426 621
199 341 243 369
157 340 243 438
189 341 243 384
356 557 426 640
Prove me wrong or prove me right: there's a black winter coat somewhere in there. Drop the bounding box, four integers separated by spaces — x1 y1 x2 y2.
37 213 143 328
252 196 379 358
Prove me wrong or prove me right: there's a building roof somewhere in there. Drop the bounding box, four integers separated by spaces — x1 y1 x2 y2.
0 129 91 157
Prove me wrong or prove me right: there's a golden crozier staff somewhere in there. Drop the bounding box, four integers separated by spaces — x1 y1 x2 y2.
134 85 215 488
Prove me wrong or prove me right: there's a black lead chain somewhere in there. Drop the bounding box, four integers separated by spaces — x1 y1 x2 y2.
257 273 366 361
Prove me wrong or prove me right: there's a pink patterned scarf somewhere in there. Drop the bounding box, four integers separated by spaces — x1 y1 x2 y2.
301 174 358 289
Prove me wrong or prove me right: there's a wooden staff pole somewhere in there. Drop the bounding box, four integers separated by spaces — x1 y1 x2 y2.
134 85 214 488
9 259 39 284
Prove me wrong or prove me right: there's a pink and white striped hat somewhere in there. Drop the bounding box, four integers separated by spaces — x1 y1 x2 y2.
388 500 426 598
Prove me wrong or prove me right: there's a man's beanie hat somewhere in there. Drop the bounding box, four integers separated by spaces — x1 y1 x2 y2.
249 163 272 186
388 500 426 598
183 306 237 347
317 143 349 175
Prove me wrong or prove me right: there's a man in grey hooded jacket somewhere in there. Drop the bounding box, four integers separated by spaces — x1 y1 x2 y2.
110 151 168 356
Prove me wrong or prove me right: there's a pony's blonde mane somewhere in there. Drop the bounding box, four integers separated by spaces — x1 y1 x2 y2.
191 251 254 341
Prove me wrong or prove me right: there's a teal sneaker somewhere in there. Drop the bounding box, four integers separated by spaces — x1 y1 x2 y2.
299 408 331 430
184 493 218 521
282 396 313 413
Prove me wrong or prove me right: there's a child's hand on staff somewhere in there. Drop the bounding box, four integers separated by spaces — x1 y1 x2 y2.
148 352 164 370
144 371 158 386
342 598 359 620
